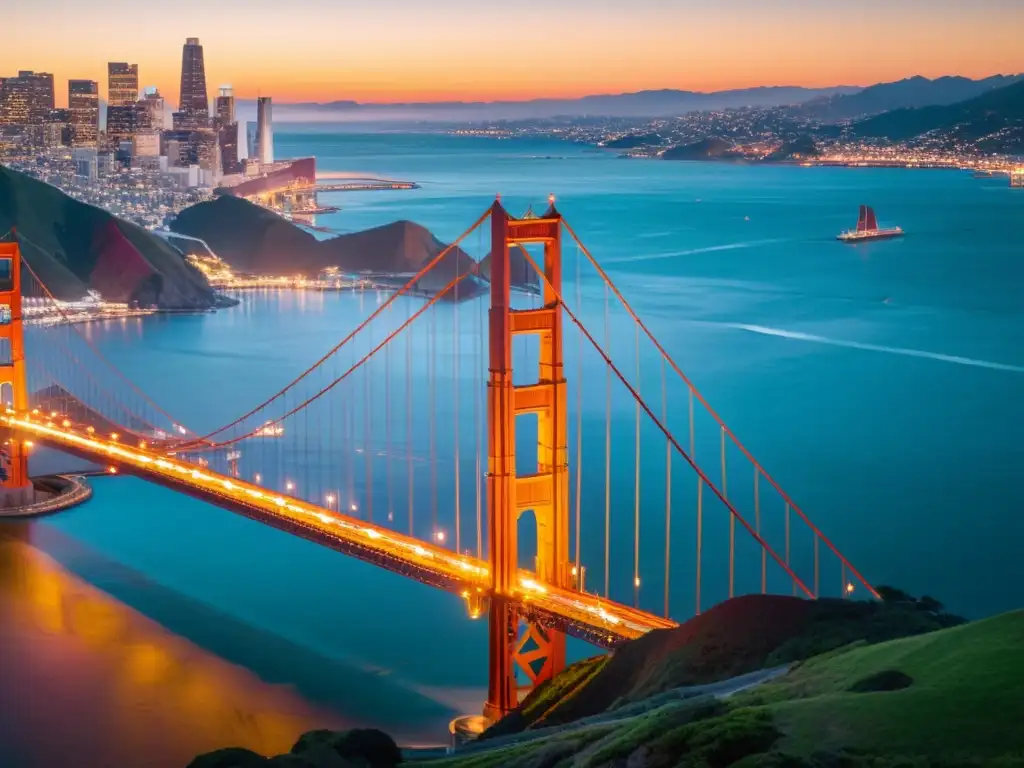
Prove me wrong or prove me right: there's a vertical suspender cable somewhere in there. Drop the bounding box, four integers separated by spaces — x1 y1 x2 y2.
386 305 393 523
814 535 820 598
691 389 702 615
786 501 794 598
663 356 671 617
305 347 311 496
603 282 611 599
756 468 765 593
573 240 582 585
454 263 461 553
786 502 793 596
364 300 373 521
345 333 354 508
277 364 284 492
304 388 310 497
723 427 732 598
315 364 324 505
633 321 641 607
406 301 414 536
429 305 437 537
475 281 483 560
328 355 334 505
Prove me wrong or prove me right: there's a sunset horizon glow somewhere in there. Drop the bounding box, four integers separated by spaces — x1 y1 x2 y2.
3 0 1022 108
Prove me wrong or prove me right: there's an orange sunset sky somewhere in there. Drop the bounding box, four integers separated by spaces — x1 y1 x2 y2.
3 0 1023 106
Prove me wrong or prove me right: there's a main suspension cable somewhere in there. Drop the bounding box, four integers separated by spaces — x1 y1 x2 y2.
176 210 490 450
517 244 815 600
562 220 878 600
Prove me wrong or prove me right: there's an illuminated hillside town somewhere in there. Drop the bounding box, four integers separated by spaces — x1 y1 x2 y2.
182 249 379 292
21 291 155 326
450 107 1024 176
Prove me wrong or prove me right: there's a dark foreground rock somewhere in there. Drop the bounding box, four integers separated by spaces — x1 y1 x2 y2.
188 728 401 768
186 747 267 768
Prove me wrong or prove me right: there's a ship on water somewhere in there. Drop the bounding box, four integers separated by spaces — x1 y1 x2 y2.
837 205 903 243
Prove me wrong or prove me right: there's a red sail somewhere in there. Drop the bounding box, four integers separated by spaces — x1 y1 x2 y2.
864 206 878 230
857 205 868 231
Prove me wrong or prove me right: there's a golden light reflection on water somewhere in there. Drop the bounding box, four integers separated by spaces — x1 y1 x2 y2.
0 525 357 768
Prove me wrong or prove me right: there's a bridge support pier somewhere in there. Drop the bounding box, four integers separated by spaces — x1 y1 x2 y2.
485 199 571 721
0 242 30 497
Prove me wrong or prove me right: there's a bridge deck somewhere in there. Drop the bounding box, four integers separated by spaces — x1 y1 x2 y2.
3 411 677 646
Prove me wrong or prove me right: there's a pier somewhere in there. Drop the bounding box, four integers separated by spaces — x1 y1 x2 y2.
316 180 419 192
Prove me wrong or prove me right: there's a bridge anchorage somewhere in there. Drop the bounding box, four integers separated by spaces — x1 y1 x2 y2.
0 199 879 726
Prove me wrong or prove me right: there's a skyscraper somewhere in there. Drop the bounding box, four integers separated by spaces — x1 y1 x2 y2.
0 71 54 125
106 105 138 143
107 63 139 107
255 96 273 165
44 108 71 146
68 79 99 147
177 37 208 128
214 85 235 128
195 128 220 177
138 87 165 131
215 86 239 173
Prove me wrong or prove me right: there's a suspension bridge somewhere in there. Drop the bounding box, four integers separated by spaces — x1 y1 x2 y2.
0 198 876 720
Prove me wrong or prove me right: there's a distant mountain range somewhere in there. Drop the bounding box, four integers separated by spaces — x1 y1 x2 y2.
796 74 1024 122
229 75 1024 124
235 86 859 122
852 78 1024 147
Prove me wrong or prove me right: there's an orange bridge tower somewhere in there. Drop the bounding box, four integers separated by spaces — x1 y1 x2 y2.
0 240 31 501
485 198 573 720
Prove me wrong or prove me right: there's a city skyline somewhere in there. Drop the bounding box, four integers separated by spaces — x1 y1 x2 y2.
2 0 1023 106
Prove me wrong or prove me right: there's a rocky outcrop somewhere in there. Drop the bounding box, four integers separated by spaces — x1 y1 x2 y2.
662 137 738 161
187 728 402 768
764 134 820 162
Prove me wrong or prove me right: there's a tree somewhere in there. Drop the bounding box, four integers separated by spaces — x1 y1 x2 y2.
917 595 944 614
875 585 914 604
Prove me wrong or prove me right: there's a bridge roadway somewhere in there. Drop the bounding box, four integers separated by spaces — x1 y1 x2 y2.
3 411 677 647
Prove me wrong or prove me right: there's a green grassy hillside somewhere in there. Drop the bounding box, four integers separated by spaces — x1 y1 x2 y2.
746 610 1024 761
420 611 1024 767
486 593 964 738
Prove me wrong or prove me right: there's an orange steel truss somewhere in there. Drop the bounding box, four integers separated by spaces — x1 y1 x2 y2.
0 241 29 490
485 199 572 719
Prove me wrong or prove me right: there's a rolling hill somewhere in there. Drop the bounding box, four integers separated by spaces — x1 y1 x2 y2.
170 195 538 294
662 137 738 160
797 73 1023 122
482 593 964 737
0 165 217 308
852 78 1024 147
438 610 1024 767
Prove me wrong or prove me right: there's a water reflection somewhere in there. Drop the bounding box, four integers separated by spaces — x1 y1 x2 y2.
0 523 447 768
